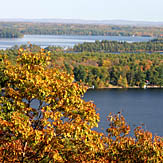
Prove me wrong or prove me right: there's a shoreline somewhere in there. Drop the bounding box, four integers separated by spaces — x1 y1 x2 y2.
89 85 163 89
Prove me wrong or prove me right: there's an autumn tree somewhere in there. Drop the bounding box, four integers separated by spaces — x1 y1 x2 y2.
102 113 163 162
0 49 102 162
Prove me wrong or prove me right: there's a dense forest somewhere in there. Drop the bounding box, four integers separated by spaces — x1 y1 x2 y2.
73 38 163 52
51 51 163 88
0 22 163 38
1 45 162 88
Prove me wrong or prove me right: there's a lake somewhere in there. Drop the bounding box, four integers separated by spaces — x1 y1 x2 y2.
84 88 163 136
0 35 154 49
1 34 162 137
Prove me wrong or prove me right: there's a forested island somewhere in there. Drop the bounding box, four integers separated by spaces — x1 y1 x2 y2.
0 22 163 38
0 44 162 89
73 38 163 53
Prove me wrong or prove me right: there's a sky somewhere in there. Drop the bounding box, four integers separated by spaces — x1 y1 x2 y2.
0 0 163 22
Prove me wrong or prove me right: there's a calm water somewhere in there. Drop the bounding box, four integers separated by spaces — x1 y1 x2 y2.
0 35 153 49
84 88 163 136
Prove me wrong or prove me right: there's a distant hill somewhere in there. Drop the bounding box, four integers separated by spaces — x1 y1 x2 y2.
0 18 163 27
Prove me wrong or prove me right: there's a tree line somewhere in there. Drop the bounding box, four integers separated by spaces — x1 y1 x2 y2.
0 28 23 38
73 38 163 53
0 22 163 38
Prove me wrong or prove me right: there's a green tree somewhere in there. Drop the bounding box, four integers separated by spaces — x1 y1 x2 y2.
0 54 8 88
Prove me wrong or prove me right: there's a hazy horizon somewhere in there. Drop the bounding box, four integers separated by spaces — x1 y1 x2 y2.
0 0 163 22
0 18 163 23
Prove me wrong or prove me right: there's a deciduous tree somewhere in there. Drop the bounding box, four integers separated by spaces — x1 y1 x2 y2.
0 49 101 162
